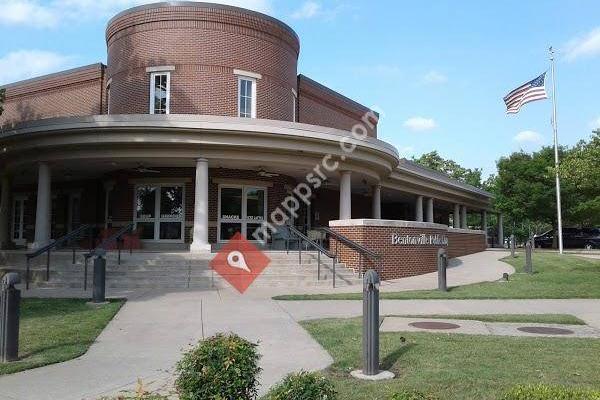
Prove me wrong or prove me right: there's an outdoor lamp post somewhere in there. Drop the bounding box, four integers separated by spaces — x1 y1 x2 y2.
438 248 448 292
351 270 394 381
0 273 21 363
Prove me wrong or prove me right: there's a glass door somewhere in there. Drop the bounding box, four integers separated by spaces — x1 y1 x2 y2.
135 184 184 241
12 197 25 246
218 185 266 241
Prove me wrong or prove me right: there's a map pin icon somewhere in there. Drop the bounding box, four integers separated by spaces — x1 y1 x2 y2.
227 251 251 273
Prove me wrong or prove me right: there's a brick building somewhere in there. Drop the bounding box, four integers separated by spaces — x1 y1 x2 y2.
0 2 503 280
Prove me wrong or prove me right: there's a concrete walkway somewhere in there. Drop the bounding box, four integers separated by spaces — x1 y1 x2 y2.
0 289 332 400
380 316 600 338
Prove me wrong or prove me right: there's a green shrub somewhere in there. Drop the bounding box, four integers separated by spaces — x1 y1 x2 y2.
390 390 438 400
175 333 261 400
503 384 600 400
266 371 336 400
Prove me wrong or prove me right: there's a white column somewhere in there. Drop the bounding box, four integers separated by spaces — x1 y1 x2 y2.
103 181 115 230
190 158 211 252
426 197 434 223
461 205 468 228
415 196 423 222
339 171 352 220
372 185 381 219
0 175 11 248
497 213 504 247
453 204 460 228
33 163 51 249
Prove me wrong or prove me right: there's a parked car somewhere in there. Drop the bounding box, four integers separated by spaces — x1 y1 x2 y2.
534 228 600 249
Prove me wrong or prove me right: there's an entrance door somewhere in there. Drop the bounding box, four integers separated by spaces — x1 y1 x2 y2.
12 197 26 246
218 185 266 241
134 184 184 241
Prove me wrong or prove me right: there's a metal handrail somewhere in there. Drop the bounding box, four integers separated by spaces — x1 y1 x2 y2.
287 225 339 287
317 226 382 277
82 223 135 290
25 224 94 289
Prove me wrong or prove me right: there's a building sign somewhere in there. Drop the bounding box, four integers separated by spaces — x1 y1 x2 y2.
391 233 448 246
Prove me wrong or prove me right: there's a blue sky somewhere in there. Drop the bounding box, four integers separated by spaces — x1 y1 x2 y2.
1 0 599 178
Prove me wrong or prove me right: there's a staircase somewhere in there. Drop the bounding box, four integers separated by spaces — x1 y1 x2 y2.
0 250 362 291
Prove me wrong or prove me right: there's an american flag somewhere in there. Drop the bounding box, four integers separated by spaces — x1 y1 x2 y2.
503 72 548 114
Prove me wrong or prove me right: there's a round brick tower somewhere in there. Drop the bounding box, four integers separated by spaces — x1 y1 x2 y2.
105 2 300 120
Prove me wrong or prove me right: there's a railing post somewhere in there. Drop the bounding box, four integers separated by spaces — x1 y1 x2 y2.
298 239 302 264
333 258 336 288
72 248 76 264
46 249 51 281
317 251 321 280
25 258 30 290
84 257 88 291
117 239 122 265
359 253 363 277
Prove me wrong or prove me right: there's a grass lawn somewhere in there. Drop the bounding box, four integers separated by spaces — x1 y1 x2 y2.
302 317 600 400
0 298 124 375
274 252 600 300
391 314 586 325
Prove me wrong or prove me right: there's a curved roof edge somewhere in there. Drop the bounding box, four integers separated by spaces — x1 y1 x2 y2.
106 1 299 44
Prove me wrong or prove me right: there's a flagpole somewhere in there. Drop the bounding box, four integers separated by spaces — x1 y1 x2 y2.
549 46 564 254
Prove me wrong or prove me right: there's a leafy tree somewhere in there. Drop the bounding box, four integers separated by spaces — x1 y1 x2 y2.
413 151 483 188
560 130 600 225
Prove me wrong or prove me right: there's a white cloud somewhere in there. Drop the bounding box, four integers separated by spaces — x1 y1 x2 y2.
0 50 74 85
514 130 543 144
291 1 321 19
0 0 274 27
422 70 447 85
589 117 600 129
403 117 437 132
0 0 59 27
565 27 600 61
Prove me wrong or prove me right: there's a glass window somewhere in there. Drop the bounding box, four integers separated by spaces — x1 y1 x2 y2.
136 186 157 219
160 222 182 240
160 186 183 218
246 188 265 221
220 223 242 241
220 188 242 220
150 72 170 114
238 78 255 118
137 222 155 240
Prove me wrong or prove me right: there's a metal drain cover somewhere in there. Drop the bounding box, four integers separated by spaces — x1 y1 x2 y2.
409 321 461 330
517 326 574 335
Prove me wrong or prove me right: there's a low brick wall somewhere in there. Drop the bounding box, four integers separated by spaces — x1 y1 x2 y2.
447 228 487 258
330 219 486 280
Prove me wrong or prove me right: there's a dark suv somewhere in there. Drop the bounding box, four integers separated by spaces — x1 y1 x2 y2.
534 228 600 249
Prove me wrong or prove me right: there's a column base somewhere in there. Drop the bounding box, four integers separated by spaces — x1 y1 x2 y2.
190 241 212 253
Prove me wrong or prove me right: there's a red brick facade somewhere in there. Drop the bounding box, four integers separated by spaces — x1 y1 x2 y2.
330 222 486 280
0 3 378 137
0 64 106 128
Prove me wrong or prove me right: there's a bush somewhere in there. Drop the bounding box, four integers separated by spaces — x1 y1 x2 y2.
390 390 438 400
266 371 336 400
175 333 261 400
503 384 600 400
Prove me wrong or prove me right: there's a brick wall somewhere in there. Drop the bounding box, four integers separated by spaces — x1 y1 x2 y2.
106 4 299 121
447 229 487 258
298 75 378 138
330 221 486 280
0 64 105 128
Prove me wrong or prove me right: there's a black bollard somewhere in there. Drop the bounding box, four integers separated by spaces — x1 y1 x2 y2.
510 234 516 258
92 253 107 304
362 270 380 376
1 273 21 363
437 248 448 292
525 239 533 274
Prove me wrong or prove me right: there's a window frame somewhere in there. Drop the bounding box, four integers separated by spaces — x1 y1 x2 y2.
237 76 257 118
149 71 171 115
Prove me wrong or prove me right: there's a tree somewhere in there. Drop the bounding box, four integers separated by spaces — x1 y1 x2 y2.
413 151 483 188
560 130 600 226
